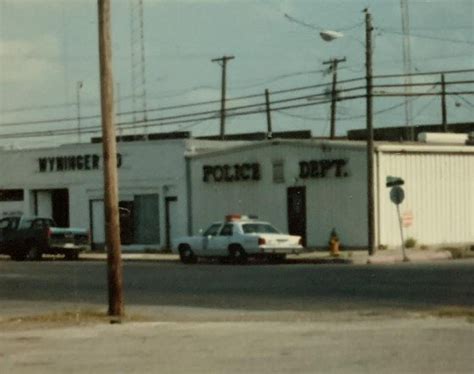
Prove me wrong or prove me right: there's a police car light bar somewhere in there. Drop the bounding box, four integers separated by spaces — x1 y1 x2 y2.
225 214 258 221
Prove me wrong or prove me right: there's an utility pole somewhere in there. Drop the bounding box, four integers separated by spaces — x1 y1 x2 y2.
365 9 375 256
400 0 414 140
265 89 273 139
323 57 346 139
441 74 448 132
211 55 234 140
76 81 83 143
98 0 124 319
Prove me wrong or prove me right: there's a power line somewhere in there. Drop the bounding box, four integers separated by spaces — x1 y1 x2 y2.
1 69 472 131
379 28 474 45
2 84 471 141
275 94 425 121
2 68 472 120
373 68 474 80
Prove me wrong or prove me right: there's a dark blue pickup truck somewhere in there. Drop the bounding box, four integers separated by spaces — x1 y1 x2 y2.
0 215 90 261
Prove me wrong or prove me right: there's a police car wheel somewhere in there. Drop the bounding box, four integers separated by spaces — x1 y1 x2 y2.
179 245 197 264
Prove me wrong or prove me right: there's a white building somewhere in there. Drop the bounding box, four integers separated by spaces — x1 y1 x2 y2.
0 138 243 250
188 139 474 249
1 136 473 251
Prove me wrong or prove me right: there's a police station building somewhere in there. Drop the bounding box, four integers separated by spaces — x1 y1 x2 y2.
0 135 473 251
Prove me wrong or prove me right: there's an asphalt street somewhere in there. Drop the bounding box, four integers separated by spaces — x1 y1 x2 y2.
0 258 473 318
1 258 473 374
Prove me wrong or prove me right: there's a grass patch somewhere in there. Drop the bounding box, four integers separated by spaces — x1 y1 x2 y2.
431 307 474 322
2 309 152 329
443 246 474 259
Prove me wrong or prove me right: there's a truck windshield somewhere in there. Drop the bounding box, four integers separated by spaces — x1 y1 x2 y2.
242 223 280 234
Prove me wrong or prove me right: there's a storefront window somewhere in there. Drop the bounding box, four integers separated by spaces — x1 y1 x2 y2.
272 161 285 183
0 189 24 201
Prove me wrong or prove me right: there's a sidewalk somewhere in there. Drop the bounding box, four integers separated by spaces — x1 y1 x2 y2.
81 247 454 265
1 317 473 374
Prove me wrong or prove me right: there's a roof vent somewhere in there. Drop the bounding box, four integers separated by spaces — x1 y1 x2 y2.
467 132 474 146
417 132 468 145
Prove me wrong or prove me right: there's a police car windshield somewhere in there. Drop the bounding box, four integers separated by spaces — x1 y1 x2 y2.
203 223 222 237
242 223 280 234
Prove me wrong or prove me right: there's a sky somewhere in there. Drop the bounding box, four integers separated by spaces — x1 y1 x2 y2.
0 0 473 148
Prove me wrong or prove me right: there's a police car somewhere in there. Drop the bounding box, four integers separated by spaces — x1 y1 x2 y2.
172 215 303 264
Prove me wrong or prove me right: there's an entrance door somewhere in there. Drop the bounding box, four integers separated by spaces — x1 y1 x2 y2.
34 189 69 227
119 201 134 245
35 191 52 217
287 187 307 246
90 200 105 250
165 196 177 249
52 189 69 227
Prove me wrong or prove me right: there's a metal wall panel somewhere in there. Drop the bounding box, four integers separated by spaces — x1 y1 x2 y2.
378 152 474 247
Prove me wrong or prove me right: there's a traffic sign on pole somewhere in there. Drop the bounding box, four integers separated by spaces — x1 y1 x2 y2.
390 186 405 205
402 210 413 227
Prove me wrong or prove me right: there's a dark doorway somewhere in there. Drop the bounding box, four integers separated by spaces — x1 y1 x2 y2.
287 186 307 246
119 201 135 245
52 189 69 227
165 196 177 249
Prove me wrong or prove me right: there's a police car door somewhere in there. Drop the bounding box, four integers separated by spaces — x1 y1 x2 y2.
208 223 233 256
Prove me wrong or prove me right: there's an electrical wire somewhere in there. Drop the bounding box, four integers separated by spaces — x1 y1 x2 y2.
2 68 472 127
379 28 474 46
1 69 473 136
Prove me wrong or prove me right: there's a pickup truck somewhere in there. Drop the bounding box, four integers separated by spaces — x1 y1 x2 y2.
0 215 90 261
172 215 303 264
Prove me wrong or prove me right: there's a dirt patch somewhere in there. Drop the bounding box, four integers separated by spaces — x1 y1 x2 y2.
442 246 474 259
0 309 153 331
431 306 474 322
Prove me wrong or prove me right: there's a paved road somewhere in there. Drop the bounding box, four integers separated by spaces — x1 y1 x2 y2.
1 259 473 374
0 259 473 318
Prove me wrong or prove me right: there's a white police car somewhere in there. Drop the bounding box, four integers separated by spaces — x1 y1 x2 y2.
172 215 303 264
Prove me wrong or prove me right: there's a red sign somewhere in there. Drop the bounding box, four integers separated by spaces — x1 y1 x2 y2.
402 210 414 227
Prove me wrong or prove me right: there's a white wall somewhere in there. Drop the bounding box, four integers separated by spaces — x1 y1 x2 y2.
189 141 369 248
0 139 198 249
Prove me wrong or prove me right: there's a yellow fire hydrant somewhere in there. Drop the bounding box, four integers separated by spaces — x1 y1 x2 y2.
329 228 340 257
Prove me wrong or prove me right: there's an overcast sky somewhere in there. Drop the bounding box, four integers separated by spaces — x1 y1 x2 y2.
0 0 473 148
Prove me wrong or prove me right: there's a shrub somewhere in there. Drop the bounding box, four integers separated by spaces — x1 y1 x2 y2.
404 237 417 248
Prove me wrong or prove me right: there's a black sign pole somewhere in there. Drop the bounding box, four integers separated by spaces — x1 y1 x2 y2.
396 202 409 262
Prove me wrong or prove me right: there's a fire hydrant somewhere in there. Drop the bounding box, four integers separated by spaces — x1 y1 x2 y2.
329 228 340 257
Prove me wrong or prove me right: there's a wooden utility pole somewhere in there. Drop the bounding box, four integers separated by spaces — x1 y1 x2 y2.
365 9 375 256
76 81 83 143
323 57 346 139
441 74 448 132
98 0 124 319
265 89 273 139
211 55 234 140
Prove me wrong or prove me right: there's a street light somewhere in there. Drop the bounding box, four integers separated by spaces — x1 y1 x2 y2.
320 30 344 42
320 11 375 256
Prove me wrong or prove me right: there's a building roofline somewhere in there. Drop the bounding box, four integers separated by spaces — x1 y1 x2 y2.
186 138 474 159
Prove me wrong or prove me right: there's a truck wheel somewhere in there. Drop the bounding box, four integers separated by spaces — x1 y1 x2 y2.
65 250 79 261
26 245 42 261
11 253 27 261
179 245 197 264
228 245 248 264
268 254 287 263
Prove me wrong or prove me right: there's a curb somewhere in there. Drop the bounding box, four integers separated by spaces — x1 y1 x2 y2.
366 250 453 265
80 250 454 265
